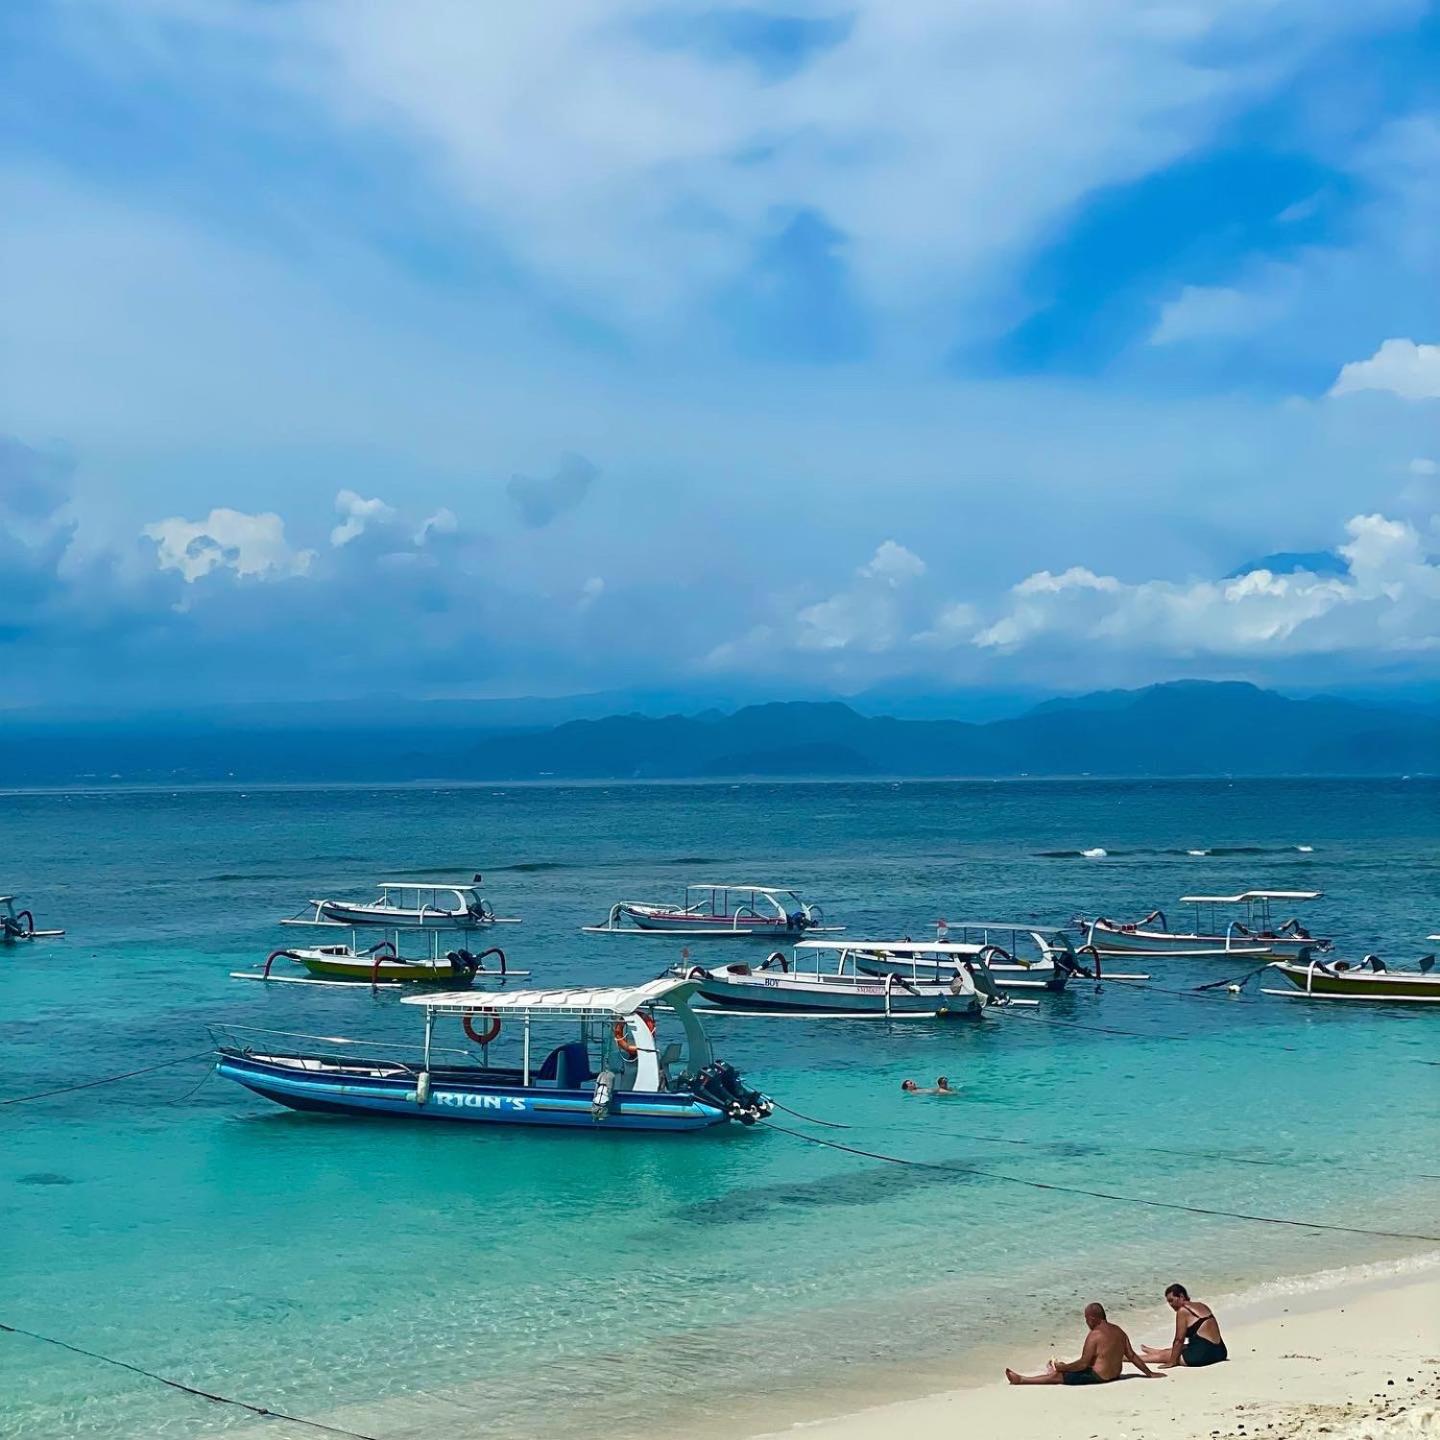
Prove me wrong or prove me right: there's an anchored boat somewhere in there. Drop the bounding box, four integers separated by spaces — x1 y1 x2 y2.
1263 949 1440 1004
212 979 772 1132
585 883 841 938
1081 891 1329 959
850 923 1146 992
1 896 64 942
674 939 1032 1016
302 879 521 929
232 934 530 989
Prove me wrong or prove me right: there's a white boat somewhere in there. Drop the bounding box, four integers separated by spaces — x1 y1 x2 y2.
1 896 64 942
850 923 1148 991
298 880 521 930
585 884 842 938
1081 891 1329 958
1262 948 1440 1005
673 939 1033 1016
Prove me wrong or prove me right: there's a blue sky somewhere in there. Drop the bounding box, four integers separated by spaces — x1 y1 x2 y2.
1 1 1438 707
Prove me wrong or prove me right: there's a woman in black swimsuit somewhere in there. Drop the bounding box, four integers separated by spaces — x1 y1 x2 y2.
1141 1283 1228 1368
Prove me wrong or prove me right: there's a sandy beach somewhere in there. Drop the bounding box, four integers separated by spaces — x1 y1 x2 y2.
749 1263 1440 1440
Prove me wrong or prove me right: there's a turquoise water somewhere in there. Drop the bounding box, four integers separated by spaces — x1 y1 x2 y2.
2 779 1438 1439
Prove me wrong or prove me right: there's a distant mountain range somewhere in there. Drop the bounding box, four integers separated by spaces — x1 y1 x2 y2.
2 681 1434 784
460 683 1438 780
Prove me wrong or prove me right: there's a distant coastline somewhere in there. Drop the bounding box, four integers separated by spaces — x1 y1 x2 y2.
1 680 1435 786
0 771 1434 798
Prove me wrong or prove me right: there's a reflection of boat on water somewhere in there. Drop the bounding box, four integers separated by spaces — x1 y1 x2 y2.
1263 948 1440 1004
851 923 1148 992
213 979 773 1132
304 880 521 929
1082 891 1328 958
1 895 64 942
673 939 1034 1016
584 884 841 938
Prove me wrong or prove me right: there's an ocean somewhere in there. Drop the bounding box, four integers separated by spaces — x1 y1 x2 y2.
2 778 1437 1439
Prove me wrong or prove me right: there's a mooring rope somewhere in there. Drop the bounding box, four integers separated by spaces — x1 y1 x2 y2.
769 1098 853 1129
761 1120 1440 1244
0 1051 211 1107
867 1116 1440 1184
0 1322 387 1440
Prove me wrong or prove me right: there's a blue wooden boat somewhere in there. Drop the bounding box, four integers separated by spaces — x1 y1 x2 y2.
213 978 772 1133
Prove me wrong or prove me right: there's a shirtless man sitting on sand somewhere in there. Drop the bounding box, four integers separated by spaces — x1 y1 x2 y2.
1006 1303 1164 1386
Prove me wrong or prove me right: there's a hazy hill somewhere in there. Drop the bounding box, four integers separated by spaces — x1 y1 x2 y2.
1 682 1433 784
462 682 1438 780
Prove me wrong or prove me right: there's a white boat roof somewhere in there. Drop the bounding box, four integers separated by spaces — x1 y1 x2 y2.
940 921 1072 935
401 976 698 1017
795 939 984 955
379 879 479 890
686 884 799 896
1179 891 1322 903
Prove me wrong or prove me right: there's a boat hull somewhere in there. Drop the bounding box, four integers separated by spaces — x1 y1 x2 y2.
1266 965 1440 1003
852 953 1069 992
216 1053 729 1130
621 905 798 934
295 955 480 984
317 902 490 930
690 975 979 1015
1086 925 1319 958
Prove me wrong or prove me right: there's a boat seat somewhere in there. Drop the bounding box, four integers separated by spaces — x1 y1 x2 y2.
535 1042 593 1089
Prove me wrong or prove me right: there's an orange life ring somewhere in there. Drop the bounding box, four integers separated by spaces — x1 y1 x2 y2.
463 1013 501 1045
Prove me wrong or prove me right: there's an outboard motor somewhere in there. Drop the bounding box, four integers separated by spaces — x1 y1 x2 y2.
2 910 35 940
1052 948 1099 981
447 949 480 980
686 1061 772 1124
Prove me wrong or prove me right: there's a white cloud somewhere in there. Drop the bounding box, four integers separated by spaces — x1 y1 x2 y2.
415 507 458 545
1150 286 1252 345
578 575 604 611
913 600 980 648
1330 339 1440 401
76 0 1406 350
795 540 930 651
974 513 1440 658
330 489 396 546
144 508 313 583
1411 458 1438 476
1149 282 1289 346
858 539 926 586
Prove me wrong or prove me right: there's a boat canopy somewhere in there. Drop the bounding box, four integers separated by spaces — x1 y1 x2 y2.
939 921 1076 938
401 977 701 1018
1178 891 1322 904
379 878 479 889
795 939 985 956
688 884 799 897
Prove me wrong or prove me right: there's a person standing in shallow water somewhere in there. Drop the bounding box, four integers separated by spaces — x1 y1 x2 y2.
1006 1303 1163 1386
1140 1284 1228 1368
